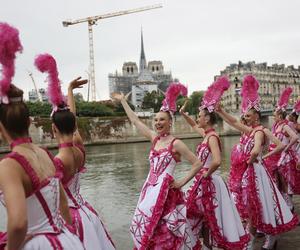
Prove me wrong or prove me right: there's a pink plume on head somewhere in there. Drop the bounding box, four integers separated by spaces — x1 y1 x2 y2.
161 82 188 113
200 76 230 112
34 53 64 107
277 87 293 111
241 75 260 114
0 22 23 97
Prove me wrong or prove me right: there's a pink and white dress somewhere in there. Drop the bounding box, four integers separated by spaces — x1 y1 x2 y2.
54 142 115 250
241 129 299 234
263 121 284 182
185 134 249 250
0 150 84 250
130 137 200 250
228 133 248 219
277 121 300 195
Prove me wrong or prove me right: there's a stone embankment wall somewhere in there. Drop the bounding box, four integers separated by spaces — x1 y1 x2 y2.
0 115 272 153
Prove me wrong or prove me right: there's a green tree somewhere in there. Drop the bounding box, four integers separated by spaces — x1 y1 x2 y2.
189 91 204 115
142 91 164 112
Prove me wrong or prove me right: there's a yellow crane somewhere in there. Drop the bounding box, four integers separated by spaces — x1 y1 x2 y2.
62 4 162 101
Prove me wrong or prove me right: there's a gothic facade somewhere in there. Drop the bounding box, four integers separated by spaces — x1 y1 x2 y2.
108 32 173 108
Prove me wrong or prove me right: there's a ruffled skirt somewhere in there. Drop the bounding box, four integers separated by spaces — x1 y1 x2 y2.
242 161 299 234
186 169 249 250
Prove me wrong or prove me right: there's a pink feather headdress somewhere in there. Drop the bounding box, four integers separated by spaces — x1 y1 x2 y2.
0 22 23 104
241 75 260 114
34 53 67 116
293 99 300 115
160 82 188 114
199 76 230 113
276 87 293 111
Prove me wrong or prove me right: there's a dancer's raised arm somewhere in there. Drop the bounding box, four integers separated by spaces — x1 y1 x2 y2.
262 128 285 159
216 104 252 134
179 100 205 137
111 92 156 142
67 77 88 146
170 140 202 188
203 136 221 177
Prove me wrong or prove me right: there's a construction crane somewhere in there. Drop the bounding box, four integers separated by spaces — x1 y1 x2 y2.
62 4 162 101
28 71 42 102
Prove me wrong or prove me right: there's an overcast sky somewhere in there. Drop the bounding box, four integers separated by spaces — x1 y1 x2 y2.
1 0 300 100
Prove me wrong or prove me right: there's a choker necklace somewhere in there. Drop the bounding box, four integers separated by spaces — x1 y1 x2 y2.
59 142 74 149
158 132 170 139
10 137 32 150
204 128 215 135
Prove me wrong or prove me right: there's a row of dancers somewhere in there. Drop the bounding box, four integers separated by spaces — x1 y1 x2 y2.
0 21 299 250
113 75 300 250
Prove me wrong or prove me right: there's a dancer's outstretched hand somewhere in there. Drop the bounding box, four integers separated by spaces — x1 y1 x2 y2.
179 100 188 115
170 179 184 189
215 102 222 112
68 77 88 90
111 92 125 102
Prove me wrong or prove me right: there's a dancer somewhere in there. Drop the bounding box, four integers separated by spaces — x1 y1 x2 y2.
35 53 115 250
112 83 202 249
216 75 299 250
264 87 299 209
181 76 249 250
0 23 84 250
287 99 300 191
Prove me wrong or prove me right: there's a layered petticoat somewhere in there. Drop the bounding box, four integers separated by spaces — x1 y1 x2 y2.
242 161 299 234
186 169 250 250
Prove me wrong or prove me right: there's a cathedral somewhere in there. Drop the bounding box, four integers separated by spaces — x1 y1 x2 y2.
108 32 173 108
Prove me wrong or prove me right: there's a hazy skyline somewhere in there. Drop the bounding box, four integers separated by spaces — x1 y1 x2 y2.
1 0 300 100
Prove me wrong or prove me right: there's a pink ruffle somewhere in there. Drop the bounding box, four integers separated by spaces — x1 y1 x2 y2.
228 147 248 219
150 224 184 249
186 170 250 250
245 164 299 235
0 232 7 250
186 169 205 220
139 174 175 249
264 153 281 181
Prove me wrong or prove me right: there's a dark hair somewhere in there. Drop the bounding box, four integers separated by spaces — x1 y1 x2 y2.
203 108 217 125
290 112 299 121
0 85 30 139
52 105 76 135
250 108 261 119
275 109 287 120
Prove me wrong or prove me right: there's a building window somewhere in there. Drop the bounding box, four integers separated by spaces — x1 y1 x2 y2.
152 66 155 72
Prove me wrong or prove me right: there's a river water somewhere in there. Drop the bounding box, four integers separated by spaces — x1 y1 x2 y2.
0 135 294 249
